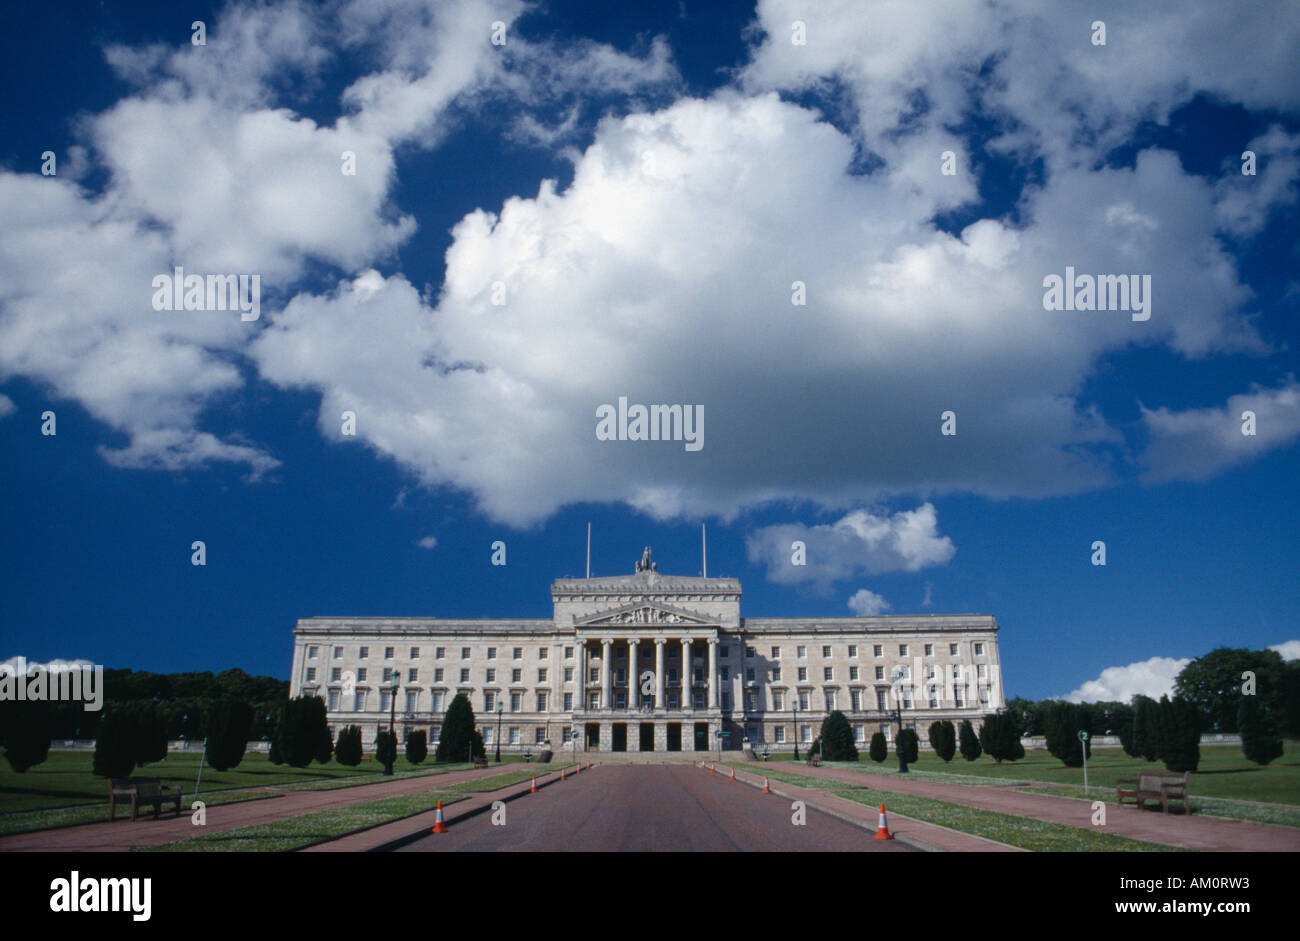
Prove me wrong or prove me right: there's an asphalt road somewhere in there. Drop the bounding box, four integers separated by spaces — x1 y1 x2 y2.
396 764 918 852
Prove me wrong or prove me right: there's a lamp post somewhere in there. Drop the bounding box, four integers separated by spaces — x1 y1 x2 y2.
495 702 504 762
385 673 398 775
792 698 800 762
890 668 909 774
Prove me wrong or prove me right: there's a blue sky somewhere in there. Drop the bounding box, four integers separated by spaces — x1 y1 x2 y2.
1 0 1297 701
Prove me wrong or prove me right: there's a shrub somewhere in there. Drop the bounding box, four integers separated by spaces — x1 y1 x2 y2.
818 711 858 761
1238 696 1284 766
1 700 52 773
928 720 956 762
334 725 363 766
868 731 888 763
406 729 428 765
435 694 478 763
958 720 982 761
1160 696 1200 773
92 706 137 778
1044 702 1091 767
374 729 397 768
316 724 334 765
205 699 252 772
896 728 919 764
1131 695 1158 761
979 713 1024 763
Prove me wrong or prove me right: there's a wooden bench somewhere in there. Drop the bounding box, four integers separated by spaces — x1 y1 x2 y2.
1116 770 1190 814
472 756 489 769
806 753 822 767
108 777 183 821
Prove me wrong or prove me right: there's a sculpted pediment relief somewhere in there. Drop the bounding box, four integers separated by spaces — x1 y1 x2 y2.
578 602 712 627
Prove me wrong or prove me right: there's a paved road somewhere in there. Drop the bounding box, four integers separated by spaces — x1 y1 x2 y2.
397 764 918 852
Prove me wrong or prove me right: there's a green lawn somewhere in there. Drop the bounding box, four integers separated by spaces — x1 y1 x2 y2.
763 743 1300 805
138 792 470 852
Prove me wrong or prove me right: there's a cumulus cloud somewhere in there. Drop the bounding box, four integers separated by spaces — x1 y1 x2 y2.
746 504 955 589
416 535 438 549
1270 640 1300 662
847 588 891 616
0 394 15 418
1140 380 1300 483
1061 655 1190 703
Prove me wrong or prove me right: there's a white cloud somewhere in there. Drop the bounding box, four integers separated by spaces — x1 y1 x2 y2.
847 588 891 616
1214 126 1300 238
416 535 438 549
1140 380 1300 483
1270 640 1300 662
0 394 15 418
1062 655 1191 703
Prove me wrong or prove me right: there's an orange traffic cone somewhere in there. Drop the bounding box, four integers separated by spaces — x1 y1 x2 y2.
561 766 566 781
586 762 591 770
530 776 537 793
762 776 771 793
872 803 894 840
729 766 736 781
710 762 717 774
432 801 447 834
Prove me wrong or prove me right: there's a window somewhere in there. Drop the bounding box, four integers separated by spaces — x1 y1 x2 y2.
333 646 343 659
824 690 836 710
977 664 987 678
771 646 780 659
898 644 908 656
536 692 548 712
589 668 599 683
693 693 706 709
746 692 758 711
745 668 755 681
512 668 521 683
434 668 444 682
354 690 367 711
952 665 961 679
800 725 812 743
721 692 730 710
565 646 574 659
538 668 547 683
798 692 810 710
974 643 984 655
720 667 730 681
486 668 497 684
851 690 861 711
823 667 833 681
430 692 444 712
483 727 493 745
384 646 394 660
903 695 912 709
539 648 548 659
774 726 786 743
821 645 831 658
615 692 626 709
328 690 340 711
955 689 965 708
459 668 469 683
771 667 782 681
308 645 318 658
589 693 600 709
929 695 938 708
563 693 573 711
772 691 784 710
331 668 341 681
487 647 497 659
854 725 865 742
405 691 419 712
924 643 933 656
876 690 887 710
431 724 440 742
616 647 626 659
797 667 807 682
435 647 445 659
410 647 419 659
513 647 522 660
382 667 393 683
616 668 626 684
461 647 471 659
359 646 369 659
745 645 755 659
510 692 521 712
668 693 678 708
667 668 678 683
357 668 367 682
564 667 573 682
849 666 859 681
379 689 391 712
980 688 989 705
535 727 546 744
797 646 806 658
950 643 958 656
484 692 496 712
408 668 418 682
873 645 882 657
848 645 857 658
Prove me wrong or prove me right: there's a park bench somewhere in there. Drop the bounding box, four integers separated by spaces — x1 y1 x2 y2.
108 777 183 821
805 753 822 767
1115 770 1190 814
472 756 489 768
759 748 771 762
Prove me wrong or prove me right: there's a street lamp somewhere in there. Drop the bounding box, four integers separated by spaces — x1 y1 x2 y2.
385 673 398 775
890 668 909 774
792 698 800 762
495 702 504 762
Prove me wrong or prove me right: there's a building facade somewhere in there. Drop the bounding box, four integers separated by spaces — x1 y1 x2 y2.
288 550 1005 754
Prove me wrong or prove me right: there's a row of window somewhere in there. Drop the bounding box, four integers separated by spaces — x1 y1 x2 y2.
306 641 989 662
361 723 928 748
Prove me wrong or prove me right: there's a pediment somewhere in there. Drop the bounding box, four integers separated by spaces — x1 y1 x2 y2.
577 601 713 627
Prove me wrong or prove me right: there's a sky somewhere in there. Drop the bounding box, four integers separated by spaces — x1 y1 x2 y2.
1 0 1297 702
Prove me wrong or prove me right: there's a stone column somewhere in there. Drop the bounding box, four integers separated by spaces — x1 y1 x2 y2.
708 638 719 709
577 642 587 712
552 642 563 722
628 639 639 711
681 638 691 711
655 638 666 709
601 637 613 711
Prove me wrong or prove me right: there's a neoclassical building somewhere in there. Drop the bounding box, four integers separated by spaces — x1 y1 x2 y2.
288 550 1005 754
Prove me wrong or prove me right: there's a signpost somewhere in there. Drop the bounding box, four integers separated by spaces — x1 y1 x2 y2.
716 729 730 762
1079 729 1090 794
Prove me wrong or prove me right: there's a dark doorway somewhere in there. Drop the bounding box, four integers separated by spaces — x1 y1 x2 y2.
585 723 599 750
694 722 708 751
639 723 655 751
666 723 681 751
612 723 627 752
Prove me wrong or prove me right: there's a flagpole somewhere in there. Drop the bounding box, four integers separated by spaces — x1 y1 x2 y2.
702 523 707 578
586 523 591 579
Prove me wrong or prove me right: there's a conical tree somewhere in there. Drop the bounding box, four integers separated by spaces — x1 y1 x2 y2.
818 711 858 761
868 731 888 763
1131 695 1157 761
205 699 252 772
273 695 329 768
406 729 428 765
928 720 956 762
1162 696 1200 773
979 713 1024 764
435 693 477 763
896 728 919 764
92 706 137 779
316 724 334 765
373 729 397 768
1 700 52 773
1238 696 1283 766
334 725 363 766
958 719 982 761
1044 701 1091 767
